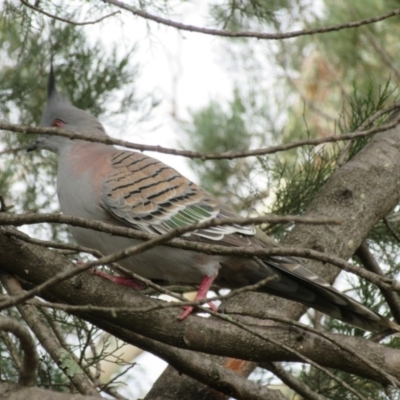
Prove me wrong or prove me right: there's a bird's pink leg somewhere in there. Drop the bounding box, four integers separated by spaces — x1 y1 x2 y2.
179 274 218 320
91 269 147 290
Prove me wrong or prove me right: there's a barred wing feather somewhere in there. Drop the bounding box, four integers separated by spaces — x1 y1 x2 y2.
101 151 255 240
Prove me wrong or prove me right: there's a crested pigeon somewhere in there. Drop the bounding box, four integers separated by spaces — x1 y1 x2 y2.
27 67 398 331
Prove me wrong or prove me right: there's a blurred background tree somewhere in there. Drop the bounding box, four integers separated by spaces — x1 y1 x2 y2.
1 0 400 399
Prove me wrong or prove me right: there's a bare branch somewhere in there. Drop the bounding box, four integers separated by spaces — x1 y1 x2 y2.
0 315 38 386
28 293 396 388
0 274 101 397
0 211 342 230
89 318 287 400
1 230 400 386
103 1 400 41
20 0 120 26
263 362 328 400
0 213 395 293
1 110 400 160
356 243 400 324
234 310 398 387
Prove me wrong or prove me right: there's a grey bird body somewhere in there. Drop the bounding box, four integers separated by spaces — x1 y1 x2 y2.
28 67 399 332
56 141 225 282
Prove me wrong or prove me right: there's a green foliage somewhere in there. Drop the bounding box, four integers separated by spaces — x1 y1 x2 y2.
338 79 397 161
298 364 397 400
265 146 335 238
209 0 291 30
183 89 253 203
0 6 142 238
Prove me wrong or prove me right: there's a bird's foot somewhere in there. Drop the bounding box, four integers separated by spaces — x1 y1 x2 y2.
179 301 218 320
178 274 218 320
91 269 147 290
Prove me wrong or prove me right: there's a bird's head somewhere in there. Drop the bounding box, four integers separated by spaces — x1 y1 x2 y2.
28 65 107 154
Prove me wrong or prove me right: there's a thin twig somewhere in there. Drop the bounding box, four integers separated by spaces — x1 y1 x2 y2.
233 311 400 387
1 111 400 159
0 214 396 293
0 274 101 396
263 362 328 400
205 312 369 400
0 211 342 229
383 217 400 243
20 0 120 26
103 1 400 41
7 229 104 258
356 243 400 324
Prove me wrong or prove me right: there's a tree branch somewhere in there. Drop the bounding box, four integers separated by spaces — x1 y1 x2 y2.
0 382 103 400
1 213 396 292
0 316 38 386
103 1 400 41
0 215 397 313
20 0 120 26
0 233 399 386
356 243 400 323
1 109 400 159
93 322 286 400
263 362 328 400
0 274 101 397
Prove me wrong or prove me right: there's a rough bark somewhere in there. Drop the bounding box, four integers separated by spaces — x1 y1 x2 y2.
0 382 101 400
0 225 400 384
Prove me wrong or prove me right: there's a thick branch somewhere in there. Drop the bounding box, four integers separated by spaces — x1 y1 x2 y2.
88 319 286 400
0 382 102 400
0 215 395 296
0 233 399 385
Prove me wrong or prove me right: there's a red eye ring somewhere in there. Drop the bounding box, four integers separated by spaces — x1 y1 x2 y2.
53 119 65 128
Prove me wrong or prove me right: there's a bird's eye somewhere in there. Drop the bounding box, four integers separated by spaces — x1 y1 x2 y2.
52 119 65 128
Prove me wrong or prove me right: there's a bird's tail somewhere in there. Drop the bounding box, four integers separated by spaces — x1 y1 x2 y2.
258 256 399 332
